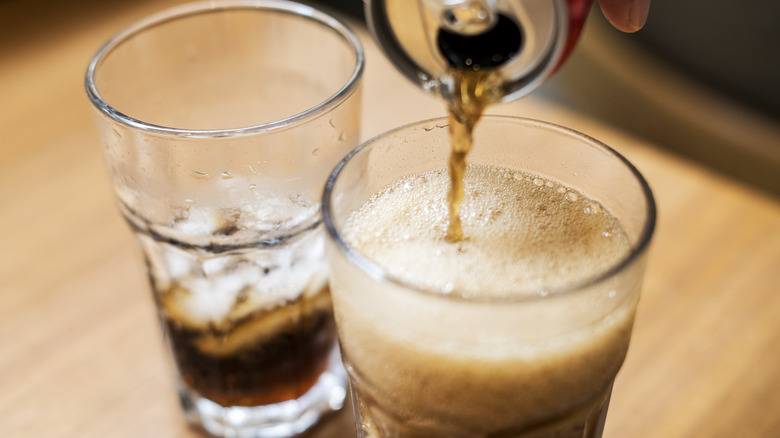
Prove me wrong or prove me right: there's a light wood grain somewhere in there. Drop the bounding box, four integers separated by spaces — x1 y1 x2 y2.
1 0 779 437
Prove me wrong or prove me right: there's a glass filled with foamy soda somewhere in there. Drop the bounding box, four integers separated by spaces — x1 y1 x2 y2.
322 116 655 438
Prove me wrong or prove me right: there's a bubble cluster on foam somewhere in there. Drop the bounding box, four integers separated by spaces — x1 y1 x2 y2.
344 165 629 298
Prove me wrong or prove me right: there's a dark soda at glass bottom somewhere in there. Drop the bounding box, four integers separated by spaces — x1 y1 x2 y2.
163 285 337 407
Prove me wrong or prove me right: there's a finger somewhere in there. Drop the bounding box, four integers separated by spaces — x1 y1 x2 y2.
598 0 651 33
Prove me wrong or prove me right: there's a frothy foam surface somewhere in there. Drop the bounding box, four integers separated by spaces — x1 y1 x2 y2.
344 165 629 298
336 164 638 435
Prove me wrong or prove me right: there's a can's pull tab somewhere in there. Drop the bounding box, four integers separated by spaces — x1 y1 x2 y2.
438 0 496 35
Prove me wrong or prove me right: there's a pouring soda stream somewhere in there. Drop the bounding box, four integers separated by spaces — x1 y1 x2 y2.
367 0 593 240
365 0 648 240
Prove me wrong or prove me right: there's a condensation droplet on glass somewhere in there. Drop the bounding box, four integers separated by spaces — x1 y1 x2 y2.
608 290 617 298
338 131 346 142
221 171 233 179
191 170 209 179
248 184 257 190
184 199 196 204
443 282 454 294
312 148 321 156
533 178 544 186
565 192 578 202
557 186 567 194
513 172 523 181
329 118 336 128
545 181 554 188
603 231 612 238
540 290 549 297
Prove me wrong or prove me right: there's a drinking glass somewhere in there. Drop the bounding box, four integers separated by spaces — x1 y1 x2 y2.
85 1 363 436
322 116 655 437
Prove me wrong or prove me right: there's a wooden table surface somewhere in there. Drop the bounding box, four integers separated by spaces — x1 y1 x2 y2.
2 1 779 437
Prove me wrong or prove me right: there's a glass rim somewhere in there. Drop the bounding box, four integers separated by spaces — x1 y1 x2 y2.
84 0 364 139
322 115 657 303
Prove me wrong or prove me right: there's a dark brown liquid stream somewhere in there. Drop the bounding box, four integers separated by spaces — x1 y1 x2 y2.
445 69 501 242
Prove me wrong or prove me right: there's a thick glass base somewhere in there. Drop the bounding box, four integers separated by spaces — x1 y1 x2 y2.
350 370 614 438
179 358 347 438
